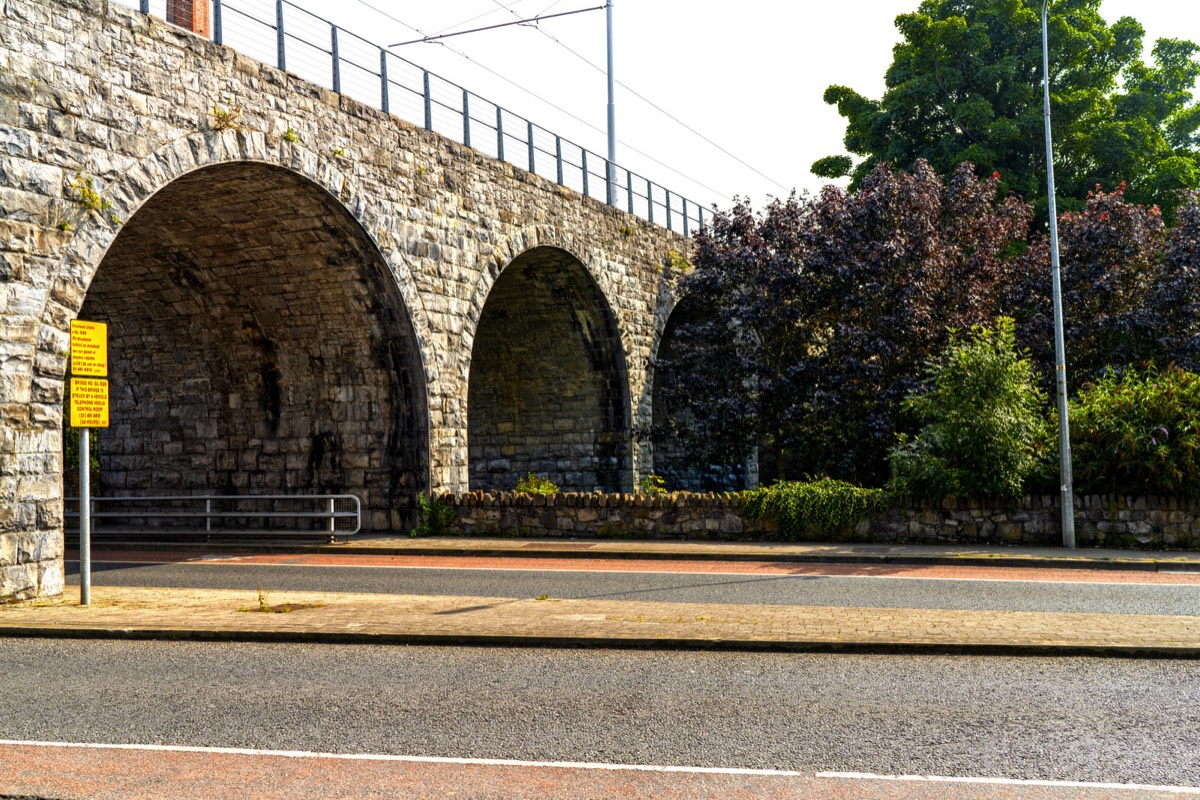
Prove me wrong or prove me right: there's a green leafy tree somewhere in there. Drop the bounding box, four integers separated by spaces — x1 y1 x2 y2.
818 0 1200 217
889 318 1047 501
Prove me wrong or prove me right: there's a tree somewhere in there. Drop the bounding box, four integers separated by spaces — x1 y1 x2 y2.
658 161 1032 486
817 0 1200 217
653 196 812 480
1005 186 1200 386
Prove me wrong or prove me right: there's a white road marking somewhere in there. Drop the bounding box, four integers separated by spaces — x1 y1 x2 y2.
0 738 806 776
817 771 1200 794
6 739 1200 793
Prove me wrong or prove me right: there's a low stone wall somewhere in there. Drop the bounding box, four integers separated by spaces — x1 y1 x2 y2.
439 491 1200 550
440 491 751 539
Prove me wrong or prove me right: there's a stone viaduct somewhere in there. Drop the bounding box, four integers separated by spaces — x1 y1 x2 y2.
0 0 696 600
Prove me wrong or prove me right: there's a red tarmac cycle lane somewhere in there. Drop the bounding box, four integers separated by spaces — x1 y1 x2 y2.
3 742 1196 800
79 549 1200 585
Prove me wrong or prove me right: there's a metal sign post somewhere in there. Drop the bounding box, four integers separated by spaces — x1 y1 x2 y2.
69 320 109 605
79 427 91 605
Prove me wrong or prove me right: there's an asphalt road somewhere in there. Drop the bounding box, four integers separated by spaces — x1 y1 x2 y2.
2 639 1198 788
67 558 1200 615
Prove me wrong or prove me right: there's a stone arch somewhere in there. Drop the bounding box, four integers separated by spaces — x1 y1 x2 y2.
35 132 434 530
465 239 633 492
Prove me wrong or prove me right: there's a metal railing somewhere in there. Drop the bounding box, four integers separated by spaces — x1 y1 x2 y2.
65 494 362 542
120 0 711 236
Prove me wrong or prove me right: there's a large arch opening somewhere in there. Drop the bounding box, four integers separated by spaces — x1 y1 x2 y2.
467 246 630 492
74 163 428 531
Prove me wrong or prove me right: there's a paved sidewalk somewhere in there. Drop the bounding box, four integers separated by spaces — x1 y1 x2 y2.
80 534 1200 571
3 585 1198 657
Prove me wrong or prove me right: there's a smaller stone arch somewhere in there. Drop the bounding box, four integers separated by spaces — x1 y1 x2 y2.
465 243 633 493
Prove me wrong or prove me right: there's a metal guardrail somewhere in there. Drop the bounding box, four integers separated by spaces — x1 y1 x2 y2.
65 494 362 542
119 0 712 236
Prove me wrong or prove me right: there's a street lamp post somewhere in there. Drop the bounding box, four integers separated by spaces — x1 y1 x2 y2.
1041 0 1076 548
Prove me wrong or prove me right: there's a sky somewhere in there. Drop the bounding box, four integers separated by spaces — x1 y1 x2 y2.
184 0 1200 214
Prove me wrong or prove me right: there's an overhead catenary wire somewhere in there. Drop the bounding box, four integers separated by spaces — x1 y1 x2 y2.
344 0 733 203
486 0 791 195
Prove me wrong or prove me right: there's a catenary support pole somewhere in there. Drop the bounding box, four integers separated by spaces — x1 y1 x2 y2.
605 0 616 205
1042 0 1075 548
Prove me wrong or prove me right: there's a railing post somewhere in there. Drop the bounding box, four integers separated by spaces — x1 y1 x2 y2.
666 191 672 231
683 198 689 236
213 0 223 44
379 49 389 114
527 121 535 173
647 180 654 224
423 71 433 131
699 206 705 230
139 0 148 14
582 150 589 197
328 497 336 538
205 498 212 533
627 169 633 214
331 26 340 93
276 0 286 71
605 159 613 206
462 90 471 148
555 136 563 185
496 107 504 162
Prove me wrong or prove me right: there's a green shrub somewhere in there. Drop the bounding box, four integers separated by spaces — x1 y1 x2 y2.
1068 365 1200 496
411 493 458 537
514 473 559 495
888 318 1045 502
741 478 888 540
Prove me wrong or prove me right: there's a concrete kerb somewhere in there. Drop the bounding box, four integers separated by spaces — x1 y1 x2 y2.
2 626 1199 659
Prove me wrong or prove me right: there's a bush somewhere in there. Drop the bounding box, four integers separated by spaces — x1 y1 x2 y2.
888 318 1046 502
1068 365 1200 496
514 473 559 495
741 478 889 540
410 494 458 537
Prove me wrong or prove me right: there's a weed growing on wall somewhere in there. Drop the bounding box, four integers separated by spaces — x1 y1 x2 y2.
639 474 667 495
411 494 458 537
741 478 888 540
515 473 559 495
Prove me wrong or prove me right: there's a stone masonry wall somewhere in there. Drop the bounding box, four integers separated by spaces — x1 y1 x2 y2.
445 491 1200 550
0 0 686 599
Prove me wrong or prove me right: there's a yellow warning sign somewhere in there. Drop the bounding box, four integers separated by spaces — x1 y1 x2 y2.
70 320 108 377
69 377 109 428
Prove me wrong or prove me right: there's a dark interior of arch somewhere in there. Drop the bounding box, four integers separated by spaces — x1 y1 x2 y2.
76 163 428 531
468 247 630 493
651 300 754 491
